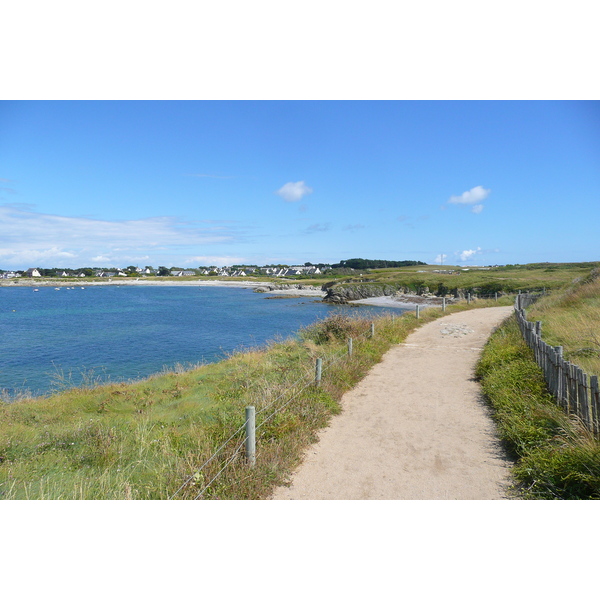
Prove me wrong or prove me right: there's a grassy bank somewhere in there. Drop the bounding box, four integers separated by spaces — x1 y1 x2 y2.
526 268 600 378
476 313 600 499
315 262 600 297
1 296 511 500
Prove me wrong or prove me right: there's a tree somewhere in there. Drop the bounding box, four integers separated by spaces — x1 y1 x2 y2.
332 258 427 270
157 266 170 277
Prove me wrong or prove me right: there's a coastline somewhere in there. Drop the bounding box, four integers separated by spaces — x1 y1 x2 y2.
0 278 446 306
1 278 264 289
0 277 327 297
348 294 448 309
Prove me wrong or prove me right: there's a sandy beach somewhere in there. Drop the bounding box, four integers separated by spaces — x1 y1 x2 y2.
348 294 445 310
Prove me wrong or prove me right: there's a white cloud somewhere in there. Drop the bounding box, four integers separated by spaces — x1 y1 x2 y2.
471 204 484 214
91 255 114 263
458 247 482 262
0 204 242 269
0 247 78 264
449 186 491 205
275 181 313 202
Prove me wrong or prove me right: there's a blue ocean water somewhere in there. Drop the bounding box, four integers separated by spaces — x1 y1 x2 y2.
0 285 407 399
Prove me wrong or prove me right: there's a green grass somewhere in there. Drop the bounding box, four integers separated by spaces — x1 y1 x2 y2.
526 268 600 377
1 296 509 500
319 262 600 298
476 313 600 499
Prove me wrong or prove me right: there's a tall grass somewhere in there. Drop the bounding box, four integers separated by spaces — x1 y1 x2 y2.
527 269 600 377
1 297 510 500
476 313 600 499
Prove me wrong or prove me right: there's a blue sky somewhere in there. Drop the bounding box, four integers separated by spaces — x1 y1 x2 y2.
1 100 598 270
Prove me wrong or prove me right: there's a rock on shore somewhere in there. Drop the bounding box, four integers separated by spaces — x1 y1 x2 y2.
253 284 323 296
323 283 452 304
322 282 493 304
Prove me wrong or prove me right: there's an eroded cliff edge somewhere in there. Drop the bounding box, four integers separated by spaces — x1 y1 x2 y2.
321 281 500 304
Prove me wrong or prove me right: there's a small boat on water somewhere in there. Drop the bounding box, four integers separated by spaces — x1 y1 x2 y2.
33 289 39 292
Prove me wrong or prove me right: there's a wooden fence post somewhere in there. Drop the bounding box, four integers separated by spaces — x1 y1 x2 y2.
245 406 256 467
315 358 322 386
554 346 563 407
442 297 446 311
552 346 558 398
558 348 568 411
568 362 578 414
416 305 420 319
370 323 375 337
578 369 591 431
591 376 599 436
348 338 353 356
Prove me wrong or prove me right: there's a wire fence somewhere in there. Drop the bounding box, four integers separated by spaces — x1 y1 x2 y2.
169 292 537 499
514 293 600 435
169 317 379 500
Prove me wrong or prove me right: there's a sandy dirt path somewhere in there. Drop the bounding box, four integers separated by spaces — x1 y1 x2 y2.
271 306 515 500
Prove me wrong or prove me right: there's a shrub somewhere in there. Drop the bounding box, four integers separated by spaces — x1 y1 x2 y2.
299 313 371 345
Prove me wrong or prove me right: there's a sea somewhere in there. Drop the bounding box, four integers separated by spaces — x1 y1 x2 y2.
0 285 408 400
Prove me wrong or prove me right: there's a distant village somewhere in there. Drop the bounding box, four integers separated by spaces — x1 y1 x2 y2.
0 260 455 280
0 264 329 280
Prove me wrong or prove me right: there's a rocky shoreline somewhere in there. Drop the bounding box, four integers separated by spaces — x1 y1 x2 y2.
252 283 324 297
322 283 457 305
1 278 487 308
320 281 502 306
